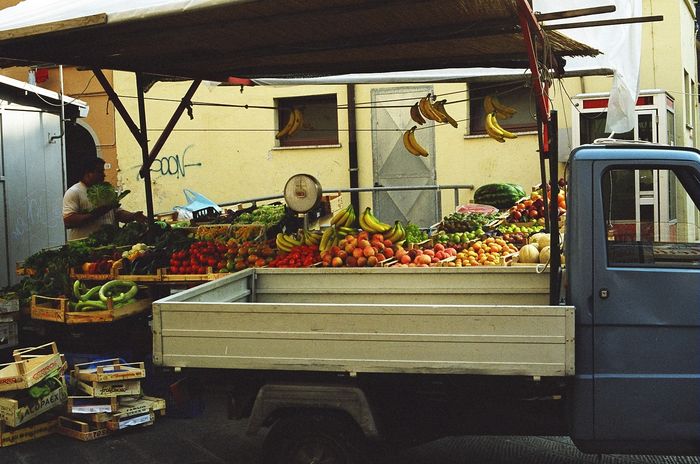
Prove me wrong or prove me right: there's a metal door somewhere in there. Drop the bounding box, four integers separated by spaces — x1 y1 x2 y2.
1 107 66 286
371 87 439 228
591 159 700 452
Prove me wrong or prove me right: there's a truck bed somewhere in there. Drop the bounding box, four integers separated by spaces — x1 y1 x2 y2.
152 267 574 377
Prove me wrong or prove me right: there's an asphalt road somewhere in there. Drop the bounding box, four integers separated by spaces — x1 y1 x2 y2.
3 387 698 464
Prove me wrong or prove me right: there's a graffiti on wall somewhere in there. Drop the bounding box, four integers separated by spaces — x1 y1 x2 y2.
135 144 202 180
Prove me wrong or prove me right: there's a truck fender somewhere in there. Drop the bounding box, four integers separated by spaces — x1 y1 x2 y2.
246 383 380 439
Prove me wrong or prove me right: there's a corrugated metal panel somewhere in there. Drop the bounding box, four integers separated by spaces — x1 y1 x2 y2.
2 107 65 285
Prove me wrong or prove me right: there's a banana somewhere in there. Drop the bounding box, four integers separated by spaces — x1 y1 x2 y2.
406 127 429 157
319 227 335 253
410 102 426 125
488 112 517 139
276 233 292 252
303 229 321 246
275 109 297 139
484 113 505 143
362 207 391 233
338 226 357 235
419 95 442 122
433 100 458 128
384 221 403 242
330 204 351 226
490 96 517 118
358 207 373 232
344 208 356 228
288 108 304 136
483 95 497 115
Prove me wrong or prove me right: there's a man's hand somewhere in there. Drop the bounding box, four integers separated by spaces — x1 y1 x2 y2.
130 211 148 223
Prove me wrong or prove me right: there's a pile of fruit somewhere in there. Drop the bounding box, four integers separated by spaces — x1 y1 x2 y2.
168 241 228 275
225 239 277 271
268 244 321 268
392 243 457 267
320 232 396 267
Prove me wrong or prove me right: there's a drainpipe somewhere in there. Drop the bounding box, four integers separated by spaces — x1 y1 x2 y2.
346 84 359 210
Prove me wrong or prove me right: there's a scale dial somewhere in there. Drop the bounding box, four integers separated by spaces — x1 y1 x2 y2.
283 173 322 213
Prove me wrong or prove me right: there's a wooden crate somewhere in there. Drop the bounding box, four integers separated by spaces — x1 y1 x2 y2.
56 416 112 441
64 298 152 325
0 342 63 393
116 396 166 418
66 396 118 417
69 268 115 282
73 359 145 383
0 321 18 350
111 260 164 282
0 376 67 427
30 295 67 323
0 415 58 447
71 373 141 398
106 410 155 432
160 268 228 283
0 298 19 314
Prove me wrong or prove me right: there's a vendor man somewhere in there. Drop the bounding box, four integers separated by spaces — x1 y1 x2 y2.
63 157 146 240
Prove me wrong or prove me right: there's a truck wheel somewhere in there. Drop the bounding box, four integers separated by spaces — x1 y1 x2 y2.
261 413 369 464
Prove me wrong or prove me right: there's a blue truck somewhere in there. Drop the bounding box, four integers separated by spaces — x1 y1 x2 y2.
153 141 700 463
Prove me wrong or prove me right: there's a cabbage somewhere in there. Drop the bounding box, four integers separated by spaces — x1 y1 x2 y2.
87 182 130 210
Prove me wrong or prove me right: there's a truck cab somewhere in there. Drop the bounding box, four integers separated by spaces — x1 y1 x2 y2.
568 142 700 455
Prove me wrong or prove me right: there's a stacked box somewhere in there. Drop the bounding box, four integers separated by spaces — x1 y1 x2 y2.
0 298 20 350
60 359 164 441
0 342 66 446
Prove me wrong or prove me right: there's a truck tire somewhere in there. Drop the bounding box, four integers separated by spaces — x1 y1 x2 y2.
261 412 369 464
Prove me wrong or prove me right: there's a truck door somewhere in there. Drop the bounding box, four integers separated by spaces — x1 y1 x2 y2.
591 160 700 452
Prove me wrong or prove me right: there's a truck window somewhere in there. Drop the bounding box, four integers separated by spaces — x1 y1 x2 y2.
603 167 700 268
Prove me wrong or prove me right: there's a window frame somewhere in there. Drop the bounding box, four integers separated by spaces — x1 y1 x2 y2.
468 81 538 135
275 94 339 148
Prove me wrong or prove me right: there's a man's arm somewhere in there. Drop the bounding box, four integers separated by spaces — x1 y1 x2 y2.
115 208 147 224
63 204 114 228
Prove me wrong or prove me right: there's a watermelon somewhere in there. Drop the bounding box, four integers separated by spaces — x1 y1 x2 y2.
473 183 526 210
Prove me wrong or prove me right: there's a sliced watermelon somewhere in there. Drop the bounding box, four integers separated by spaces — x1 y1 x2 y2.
455 203 499 215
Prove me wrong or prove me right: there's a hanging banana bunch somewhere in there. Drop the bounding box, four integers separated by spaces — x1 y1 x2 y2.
402 126 429 157
275 107 304 139
483 95 518 143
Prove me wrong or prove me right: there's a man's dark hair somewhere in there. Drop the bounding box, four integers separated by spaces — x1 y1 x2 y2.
80 157 106 178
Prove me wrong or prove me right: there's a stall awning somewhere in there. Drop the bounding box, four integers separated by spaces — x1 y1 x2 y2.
0 0 599 82
0 74 88 119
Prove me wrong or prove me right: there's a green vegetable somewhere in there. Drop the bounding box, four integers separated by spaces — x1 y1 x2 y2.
80 285 102 301
73 280 85 299
99 280 137 303
75 300 107 311
86 182 130 210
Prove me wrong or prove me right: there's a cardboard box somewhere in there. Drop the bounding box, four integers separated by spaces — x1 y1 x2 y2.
0 415 57 447
106 410 155 431
0 322 18 350
0 376 67 427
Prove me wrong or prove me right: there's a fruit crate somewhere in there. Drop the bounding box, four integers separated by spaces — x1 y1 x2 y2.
111 260 164 282
106 410 155 432
56 415 113 441
160 267 229 283
0 414 58 447
31 295 152 325
0 342 63 393
193 224 232 241
73 359 146 383
230 223 266 242
66 396 119 417
69 267 115 282
14 262 35 277
0 376 68 427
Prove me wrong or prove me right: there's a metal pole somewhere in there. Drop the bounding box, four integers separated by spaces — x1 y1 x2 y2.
135 73 155 224
548 110 561 305
346 84 360 211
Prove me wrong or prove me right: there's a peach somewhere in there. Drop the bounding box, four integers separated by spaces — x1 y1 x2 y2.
359 239 370 249
331 257 344 267
345 256 357 267
383 239 393 248
434 243 445 252
367 256 378 267
344 244 355 254
336 250 348 260
352 247 364 259
400 254 411 264
357 256 367 267
372 234 384 242
363 246 376 257
383 247 394 258
423 249 435 257
376 253 386 262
